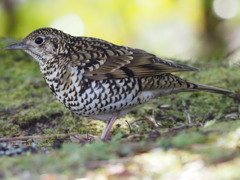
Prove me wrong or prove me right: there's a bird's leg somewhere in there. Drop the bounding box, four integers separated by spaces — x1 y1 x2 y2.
101 112 120 140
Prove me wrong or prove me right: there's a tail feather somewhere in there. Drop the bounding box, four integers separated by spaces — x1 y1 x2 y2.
188 83 234 95
141 74 233 95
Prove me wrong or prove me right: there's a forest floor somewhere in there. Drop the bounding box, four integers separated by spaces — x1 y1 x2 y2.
0 38 240 180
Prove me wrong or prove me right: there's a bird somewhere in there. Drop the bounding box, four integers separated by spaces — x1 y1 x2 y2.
4 27 233 140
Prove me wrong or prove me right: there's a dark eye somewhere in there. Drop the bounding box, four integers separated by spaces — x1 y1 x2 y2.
35 37 44 44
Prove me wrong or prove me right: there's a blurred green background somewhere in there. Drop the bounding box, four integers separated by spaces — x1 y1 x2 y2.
1 0 240 61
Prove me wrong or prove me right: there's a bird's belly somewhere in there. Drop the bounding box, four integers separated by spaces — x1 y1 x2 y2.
69 90 140 116
83 88 179 120
52 78 142 117
46 71 182 120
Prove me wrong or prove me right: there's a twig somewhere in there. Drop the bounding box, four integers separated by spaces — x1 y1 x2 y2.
238 103 240 114
184 110 192 124
125 120 132 134
0 133 76 142
182 100 192 124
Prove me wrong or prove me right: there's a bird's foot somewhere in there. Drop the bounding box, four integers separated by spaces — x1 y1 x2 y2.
101 112 120 140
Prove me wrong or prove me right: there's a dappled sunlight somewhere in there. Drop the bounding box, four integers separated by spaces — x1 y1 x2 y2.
137 21 198 60
213 0 239 19
216 127 240 149
50 13 85 36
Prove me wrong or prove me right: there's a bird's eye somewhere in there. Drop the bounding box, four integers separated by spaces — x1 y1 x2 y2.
35 37 44 44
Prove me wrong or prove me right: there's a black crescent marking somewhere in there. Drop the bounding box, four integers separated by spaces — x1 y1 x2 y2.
119 67 135 77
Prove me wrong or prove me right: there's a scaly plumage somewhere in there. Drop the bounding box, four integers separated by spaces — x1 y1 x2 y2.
4 27 233 139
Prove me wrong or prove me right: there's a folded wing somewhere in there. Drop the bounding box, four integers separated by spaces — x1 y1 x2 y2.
70 39 198 80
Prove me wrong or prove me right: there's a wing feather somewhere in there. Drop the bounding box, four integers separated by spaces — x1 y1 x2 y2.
69 38 198 80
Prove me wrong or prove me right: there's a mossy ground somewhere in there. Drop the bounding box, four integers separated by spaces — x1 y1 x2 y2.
0 38 240 179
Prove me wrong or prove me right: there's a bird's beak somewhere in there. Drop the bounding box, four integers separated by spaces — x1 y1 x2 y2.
3 42 28 50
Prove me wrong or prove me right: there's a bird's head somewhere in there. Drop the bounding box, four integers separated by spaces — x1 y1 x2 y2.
4 28 70 64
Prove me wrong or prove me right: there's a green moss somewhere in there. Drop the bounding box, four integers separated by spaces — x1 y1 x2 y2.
1 38 240 179
171 131 206 148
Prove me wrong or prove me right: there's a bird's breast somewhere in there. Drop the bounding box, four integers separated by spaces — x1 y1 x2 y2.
40 65 145 117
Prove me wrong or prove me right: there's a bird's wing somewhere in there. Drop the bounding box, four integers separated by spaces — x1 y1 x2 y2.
70 39 198 80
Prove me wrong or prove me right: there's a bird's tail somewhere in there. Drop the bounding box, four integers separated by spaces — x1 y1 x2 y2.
142 74 233 96
186 82 234 95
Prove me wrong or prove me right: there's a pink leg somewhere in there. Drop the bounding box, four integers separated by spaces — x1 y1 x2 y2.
101 112 120 140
